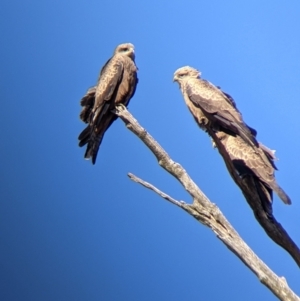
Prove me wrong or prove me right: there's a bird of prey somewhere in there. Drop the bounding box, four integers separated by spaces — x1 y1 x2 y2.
173 66 291 205
78 43 138 164
173 66 257 148
214 131 291 205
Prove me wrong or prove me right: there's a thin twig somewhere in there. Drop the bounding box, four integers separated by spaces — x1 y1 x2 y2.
128 173 184 207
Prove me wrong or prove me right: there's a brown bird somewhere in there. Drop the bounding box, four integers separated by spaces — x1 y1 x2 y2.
214 131 291 204
173 66 257 148
78 43 138 164
173 66 291 205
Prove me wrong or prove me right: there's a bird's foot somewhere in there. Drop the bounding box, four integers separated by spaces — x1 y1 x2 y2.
117 103 127 111
200 117 208 125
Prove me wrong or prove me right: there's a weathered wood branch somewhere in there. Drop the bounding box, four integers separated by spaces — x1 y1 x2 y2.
128 172 183 207
114 104 299 301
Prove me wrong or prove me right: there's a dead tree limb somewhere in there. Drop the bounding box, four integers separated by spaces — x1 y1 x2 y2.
114 104 299 301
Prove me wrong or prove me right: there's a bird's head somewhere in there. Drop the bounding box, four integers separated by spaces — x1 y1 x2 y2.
115 43 135 60
173 66 201 85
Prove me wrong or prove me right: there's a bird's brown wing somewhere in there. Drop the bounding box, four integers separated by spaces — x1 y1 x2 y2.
91 56 124 127
186 79 241 121
213 82 239 110
226 135 273 180
215 84 259 138
258 142 278 170
219 133 291 204
186 79 257 147
78 55 138 164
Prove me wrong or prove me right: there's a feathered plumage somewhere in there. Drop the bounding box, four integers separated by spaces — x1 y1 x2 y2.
78 43 138 164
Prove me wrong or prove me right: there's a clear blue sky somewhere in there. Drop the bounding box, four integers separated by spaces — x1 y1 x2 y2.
1 1 300 300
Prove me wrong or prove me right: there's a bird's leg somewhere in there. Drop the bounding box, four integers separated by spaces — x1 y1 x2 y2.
112 103 127 115
200 116 208 126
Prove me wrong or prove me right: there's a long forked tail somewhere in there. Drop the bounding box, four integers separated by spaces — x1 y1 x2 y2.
272 182 292 205
78 125 104 164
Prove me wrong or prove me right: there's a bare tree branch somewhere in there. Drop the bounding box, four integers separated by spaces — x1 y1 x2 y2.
128 173 184 207
114 104 299 301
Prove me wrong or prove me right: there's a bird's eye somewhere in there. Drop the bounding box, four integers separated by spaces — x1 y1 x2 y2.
122 48 128 52
179 73 185 78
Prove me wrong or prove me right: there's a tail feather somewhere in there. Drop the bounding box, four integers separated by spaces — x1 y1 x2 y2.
272 182 292 205
84 131 104 165
78 125 103 164
253 178 273 217
78 125 91 144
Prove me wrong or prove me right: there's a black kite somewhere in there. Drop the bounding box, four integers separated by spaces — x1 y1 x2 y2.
173 66 257 148
78 43 138 164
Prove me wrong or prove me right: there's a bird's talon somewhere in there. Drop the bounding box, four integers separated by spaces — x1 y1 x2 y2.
117 103 126 111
